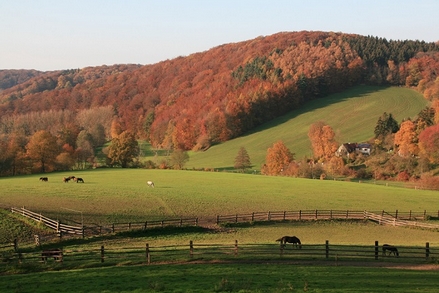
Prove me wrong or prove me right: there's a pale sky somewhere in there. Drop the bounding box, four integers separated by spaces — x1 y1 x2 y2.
1 0 438 71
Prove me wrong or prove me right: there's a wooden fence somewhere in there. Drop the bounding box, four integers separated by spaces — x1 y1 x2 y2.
365 211 439 230
11 207 84 237
215 209 435 225
10 207 199 239
9 207 439 242
83 218 199 235
2 240 437 267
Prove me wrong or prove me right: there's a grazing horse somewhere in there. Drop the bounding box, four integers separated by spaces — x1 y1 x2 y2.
382 244 399 257
276 236 302 249
75 177 84 183
39 177 48 182
41 248 63 262
63 176 75 183
147 181 155 188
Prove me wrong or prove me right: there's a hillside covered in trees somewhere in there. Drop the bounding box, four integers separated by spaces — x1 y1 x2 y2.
1 31 439 177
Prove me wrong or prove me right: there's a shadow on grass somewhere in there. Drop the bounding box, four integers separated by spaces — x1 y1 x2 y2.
34 225 215 251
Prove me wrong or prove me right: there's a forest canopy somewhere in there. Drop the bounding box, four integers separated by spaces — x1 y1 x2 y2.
1 31 439 176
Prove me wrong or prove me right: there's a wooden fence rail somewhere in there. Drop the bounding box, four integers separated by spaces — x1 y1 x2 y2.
364 211 439 230
216 210 367 224
10 207 439 242
2 240 436 267
11 207 84 237
11 207 199 239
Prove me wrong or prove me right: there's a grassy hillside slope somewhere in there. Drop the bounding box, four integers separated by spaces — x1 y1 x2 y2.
185 86 427 170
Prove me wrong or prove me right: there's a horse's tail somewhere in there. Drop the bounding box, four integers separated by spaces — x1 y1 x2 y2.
296 238 302 249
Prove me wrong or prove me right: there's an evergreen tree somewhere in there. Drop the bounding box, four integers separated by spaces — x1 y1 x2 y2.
374 112 399 138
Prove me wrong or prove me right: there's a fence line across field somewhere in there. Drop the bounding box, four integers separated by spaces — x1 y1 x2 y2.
2 240 436 266
10 207 439 242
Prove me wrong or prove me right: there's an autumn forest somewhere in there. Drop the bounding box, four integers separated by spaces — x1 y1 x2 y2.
1 31 439 186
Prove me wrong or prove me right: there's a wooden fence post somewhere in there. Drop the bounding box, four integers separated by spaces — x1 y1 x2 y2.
283 211 286 221
180 218 183 227
268 211 271 221
13 239 18 252
374 241 379 260
216 215 220 224
144 221 148 230
426 242 430 259
315 209 318 219
299 210 302 220
325 240 329 259
234 240 238 256
112 223 115 233
280 242 284 257
395 210 398 219
252 212 254 222
330 210 333 219
146 243 150 265
235 214 238 223
101 245 105 263
195 218 198 226
189 240 193 258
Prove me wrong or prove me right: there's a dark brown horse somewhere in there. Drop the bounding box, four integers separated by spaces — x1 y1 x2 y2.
276 236 302 249
382 244 399 257
39 177 48 182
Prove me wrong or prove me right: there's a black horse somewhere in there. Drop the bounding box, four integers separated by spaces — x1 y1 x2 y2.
39 177 48 182
382 244 399 257
276 236 302 249
75 177 84 183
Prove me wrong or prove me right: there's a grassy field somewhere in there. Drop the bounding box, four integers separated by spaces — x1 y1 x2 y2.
1 262 439 293
1 169 438 225
182 85 427 170
1 169 439 248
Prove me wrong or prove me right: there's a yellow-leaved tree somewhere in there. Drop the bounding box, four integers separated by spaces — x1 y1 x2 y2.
308 121 338 161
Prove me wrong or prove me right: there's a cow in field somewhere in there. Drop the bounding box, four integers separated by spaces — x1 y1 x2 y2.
74 177 84 183
147 181 155 188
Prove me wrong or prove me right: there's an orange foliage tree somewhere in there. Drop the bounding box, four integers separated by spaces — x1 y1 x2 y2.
418 124 439 163
308 122 338 161
262 141 294 175
394 119 418 157
26 130 60 173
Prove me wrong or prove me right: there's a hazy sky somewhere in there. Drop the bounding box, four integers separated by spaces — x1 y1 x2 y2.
1 0 438 71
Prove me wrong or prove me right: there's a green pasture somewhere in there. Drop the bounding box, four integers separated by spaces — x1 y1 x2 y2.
183 85 427 170
1 262 439 293
1 169 438 225
1 169 439 248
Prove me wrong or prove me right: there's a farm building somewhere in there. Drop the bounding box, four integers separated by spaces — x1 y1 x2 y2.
335 143 371 158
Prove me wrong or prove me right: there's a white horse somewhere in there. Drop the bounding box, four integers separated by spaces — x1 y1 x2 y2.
147 181 155 188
